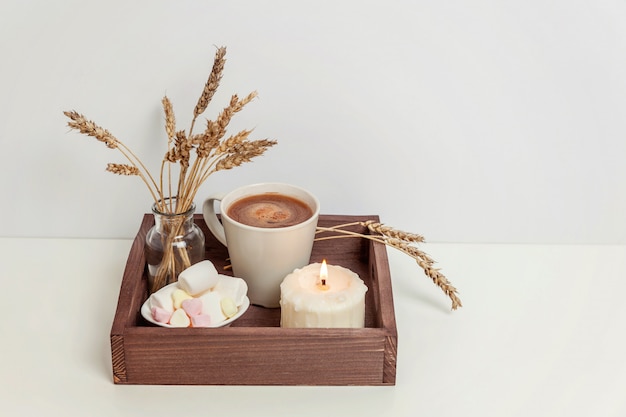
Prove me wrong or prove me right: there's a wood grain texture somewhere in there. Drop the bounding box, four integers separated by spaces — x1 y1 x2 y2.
110 214 398 385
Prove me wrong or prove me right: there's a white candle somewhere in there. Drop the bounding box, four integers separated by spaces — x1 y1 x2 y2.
280 260 368 328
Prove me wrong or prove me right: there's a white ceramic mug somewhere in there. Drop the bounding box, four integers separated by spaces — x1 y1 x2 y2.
202 183 320 307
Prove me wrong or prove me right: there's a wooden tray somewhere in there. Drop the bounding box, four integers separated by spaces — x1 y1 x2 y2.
110 214 397 385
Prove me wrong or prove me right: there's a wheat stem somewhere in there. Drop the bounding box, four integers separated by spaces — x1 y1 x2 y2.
316 223 462 310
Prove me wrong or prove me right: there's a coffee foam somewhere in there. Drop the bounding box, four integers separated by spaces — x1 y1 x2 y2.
227 194 312 228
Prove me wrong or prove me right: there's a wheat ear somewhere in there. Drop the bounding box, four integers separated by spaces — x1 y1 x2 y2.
190 46 226 134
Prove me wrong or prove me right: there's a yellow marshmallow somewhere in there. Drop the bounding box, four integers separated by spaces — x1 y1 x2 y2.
172 288 193 309
169 309 191 327
220 297 238 319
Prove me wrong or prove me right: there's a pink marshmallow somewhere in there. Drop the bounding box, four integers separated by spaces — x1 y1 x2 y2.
182 298 203 316
151 306 172 324
191 314 212 327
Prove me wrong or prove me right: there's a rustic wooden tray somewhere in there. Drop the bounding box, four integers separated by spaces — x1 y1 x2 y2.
110 214 397 385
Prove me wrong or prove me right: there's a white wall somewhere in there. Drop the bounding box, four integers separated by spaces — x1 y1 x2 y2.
2 0 625 243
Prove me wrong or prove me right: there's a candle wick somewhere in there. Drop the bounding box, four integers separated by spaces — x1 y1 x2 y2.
317 276 329 291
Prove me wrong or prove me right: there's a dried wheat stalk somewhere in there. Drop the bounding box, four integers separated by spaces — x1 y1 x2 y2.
315 221 462 310
64 46 275 214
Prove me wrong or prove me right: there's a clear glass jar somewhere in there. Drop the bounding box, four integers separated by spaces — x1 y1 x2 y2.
144 198 205 293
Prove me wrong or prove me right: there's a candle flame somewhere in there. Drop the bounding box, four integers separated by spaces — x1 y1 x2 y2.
317 259 329 290
320 259 328 282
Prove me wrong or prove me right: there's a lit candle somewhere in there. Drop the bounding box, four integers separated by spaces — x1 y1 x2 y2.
280 260 368 328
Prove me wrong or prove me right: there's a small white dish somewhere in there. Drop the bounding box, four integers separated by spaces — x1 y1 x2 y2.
141 282 250 328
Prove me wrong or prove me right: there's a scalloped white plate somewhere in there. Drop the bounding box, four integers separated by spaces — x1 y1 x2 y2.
140 282 250 328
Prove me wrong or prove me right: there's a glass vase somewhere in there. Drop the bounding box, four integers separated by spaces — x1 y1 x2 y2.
144 198 205 293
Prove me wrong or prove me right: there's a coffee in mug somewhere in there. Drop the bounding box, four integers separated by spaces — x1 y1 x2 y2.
226 193 313 228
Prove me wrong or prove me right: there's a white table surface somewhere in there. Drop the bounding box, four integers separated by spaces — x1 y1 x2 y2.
1 237 624 416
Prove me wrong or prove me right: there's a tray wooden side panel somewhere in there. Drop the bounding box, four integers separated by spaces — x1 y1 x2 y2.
369 232 397 385
111 214 398 385
110 214 153 383
121 328 389 385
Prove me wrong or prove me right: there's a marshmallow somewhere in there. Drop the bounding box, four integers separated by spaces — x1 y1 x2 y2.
172 288 193 309
220 297 238 319
191 314 212 328
169 309 191 327
151 306 172 324
149 284 177 312
182 298 203 316
198 291 227 323
178 260 219 296
214 275 248 306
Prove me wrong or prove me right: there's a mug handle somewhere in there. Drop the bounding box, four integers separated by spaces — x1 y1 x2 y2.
202 193 228 246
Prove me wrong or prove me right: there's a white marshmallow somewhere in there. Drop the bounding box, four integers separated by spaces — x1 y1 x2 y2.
214 275 248 306
149 284 177 312
177 260 219 296
198 291 227 323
